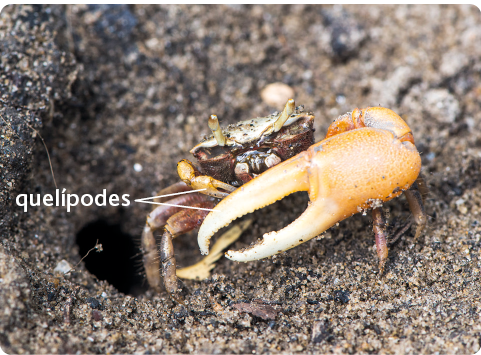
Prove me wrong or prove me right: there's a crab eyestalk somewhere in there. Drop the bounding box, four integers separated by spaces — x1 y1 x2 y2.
273 99 296 132
208 114 226 146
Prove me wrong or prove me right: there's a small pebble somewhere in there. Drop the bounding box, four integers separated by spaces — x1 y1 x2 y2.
53 259 72 274
260 83 295 108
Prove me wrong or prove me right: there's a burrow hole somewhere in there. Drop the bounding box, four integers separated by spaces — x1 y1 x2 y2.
75 219 146 295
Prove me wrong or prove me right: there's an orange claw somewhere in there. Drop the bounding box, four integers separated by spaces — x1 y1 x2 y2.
198 107 422 263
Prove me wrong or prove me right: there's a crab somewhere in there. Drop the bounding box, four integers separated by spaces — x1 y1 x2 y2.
198 106 427 276
141 99 315 297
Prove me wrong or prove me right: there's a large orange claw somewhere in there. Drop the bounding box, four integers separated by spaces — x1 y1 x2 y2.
198 107 422 263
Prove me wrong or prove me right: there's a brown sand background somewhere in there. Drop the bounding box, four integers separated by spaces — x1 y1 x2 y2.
1 5 480 354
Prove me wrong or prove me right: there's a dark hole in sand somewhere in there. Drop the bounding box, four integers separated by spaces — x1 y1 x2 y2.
75 220 146 296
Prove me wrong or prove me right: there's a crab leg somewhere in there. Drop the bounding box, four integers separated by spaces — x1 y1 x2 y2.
413 174 429 204
160 202 215 298
142 184 198 293
403 177 427 240
198 127 422 262
141 192 215 293
142 225 163 293
372 207 389 274
372 175 427 274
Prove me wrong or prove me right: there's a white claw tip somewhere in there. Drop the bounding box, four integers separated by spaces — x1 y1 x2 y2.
199 240 210 256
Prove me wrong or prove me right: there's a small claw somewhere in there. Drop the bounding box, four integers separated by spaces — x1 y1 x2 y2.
176 219 252 280
178 159 236 198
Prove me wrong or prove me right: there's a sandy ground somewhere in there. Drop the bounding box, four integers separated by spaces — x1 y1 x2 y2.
1 4 481 354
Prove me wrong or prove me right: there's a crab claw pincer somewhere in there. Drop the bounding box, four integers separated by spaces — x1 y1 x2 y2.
198 108 422 262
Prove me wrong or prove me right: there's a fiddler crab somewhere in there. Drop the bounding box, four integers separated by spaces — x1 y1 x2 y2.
141 99 427 300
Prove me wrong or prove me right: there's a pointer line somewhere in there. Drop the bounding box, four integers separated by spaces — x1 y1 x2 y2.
134 200 217 212
134 188 218 212
134 188 207 202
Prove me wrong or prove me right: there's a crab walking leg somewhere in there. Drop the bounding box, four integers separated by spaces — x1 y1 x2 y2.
160 230 179 295
160 201 215 297
372 207 389 274
142 184 198 293
198 127 422 262
141 225 163 293
413 174 429 204
141 192 215 293
403 180 427 240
